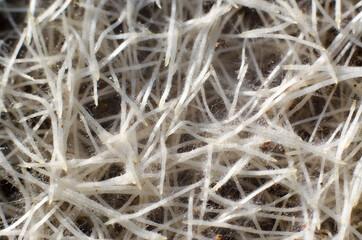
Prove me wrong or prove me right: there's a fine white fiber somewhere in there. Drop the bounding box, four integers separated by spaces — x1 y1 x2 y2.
0 0 361 239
